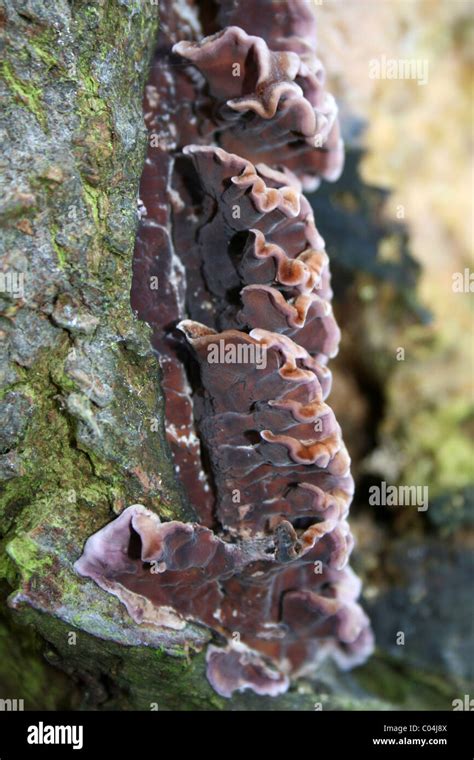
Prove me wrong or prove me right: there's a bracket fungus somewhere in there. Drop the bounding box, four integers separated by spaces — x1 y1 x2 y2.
76 0 373 698
180 144 341 362
173 24 343 191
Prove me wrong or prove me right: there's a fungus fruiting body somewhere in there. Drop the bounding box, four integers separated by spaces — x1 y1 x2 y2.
76 0 373 698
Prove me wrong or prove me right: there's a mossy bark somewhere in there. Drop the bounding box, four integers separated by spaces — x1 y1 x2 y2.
0 0 202 709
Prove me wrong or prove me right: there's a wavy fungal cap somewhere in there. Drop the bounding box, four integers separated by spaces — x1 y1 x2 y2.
76 0 373 699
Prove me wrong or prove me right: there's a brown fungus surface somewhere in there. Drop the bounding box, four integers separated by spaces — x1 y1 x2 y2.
177 322 351 535
215 0 319 58
181 144 341 362
131 1 215 525
173 22 343 190
77 0 373 698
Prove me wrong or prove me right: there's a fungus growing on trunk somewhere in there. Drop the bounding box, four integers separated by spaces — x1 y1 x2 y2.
180 144 340 362
76 0 373 698
173 23 343 190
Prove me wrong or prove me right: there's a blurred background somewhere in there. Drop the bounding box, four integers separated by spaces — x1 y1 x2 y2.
309 0 473 707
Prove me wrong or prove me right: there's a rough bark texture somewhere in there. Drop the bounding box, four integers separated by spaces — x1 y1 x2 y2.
0 0 470 711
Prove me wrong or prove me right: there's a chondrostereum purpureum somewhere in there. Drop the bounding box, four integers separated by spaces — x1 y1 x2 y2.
76 0 373 698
